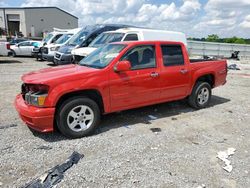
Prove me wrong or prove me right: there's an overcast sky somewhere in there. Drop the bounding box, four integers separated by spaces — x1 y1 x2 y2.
1 0 250 38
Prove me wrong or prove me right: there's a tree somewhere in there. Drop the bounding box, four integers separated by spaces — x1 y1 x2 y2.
206 34 219 42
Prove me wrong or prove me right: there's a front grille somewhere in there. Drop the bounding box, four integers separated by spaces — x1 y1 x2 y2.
42 47 49 54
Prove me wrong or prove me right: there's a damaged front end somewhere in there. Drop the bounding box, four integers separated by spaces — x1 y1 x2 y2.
21 83 49 107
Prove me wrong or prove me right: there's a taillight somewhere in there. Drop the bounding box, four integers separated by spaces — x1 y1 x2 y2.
6 43 10 50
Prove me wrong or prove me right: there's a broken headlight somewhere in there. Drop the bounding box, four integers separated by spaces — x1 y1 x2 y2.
22 84 49 107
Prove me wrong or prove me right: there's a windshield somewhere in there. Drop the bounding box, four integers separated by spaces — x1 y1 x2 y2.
89 33 125 48
67 30 88 46
79 44 126 69
55 34 73 44
43 33 53 43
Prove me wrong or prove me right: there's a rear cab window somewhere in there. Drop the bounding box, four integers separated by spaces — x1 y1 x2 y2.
123 34 139 41
161 45 184 66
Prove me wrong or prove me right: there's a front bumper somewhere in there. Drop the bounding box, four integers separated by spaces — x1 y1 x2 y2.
54 52 73 65
42 53 54 62
14 94 55 132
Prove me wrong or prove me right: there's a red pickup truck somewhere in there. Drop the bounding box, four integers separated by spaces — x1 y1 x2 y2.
15 41 227 138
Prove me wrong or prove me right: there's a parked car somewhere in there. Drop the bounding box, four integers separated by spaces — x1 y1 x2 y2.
72 28 187 62
33 31 67 60
54 24 132 65
10 41 41 57
41 28 81 62
15 40 227 138
0 42 10 56
9 38 28 45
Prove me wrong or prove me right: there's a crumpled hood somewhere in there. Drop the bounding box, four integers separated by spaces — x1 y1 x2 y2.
22 64 98 84
58 45 75 54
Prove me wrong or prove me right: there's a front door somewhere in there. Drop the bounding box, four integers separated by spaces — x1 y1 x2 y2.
109 45 161 111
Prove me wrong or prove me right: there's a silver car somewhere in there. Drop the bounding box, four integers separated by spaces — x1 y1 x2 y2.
10 41 41 57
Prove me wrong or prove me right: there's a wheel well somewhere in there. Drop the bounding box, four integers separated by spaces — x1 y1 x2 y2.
196 74 215 88
55 89 104 113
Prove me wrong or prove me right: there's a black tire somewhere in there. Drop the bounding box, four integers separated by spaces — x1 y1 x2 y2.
188 81 211 109
56 97 101 138
10 50 16 57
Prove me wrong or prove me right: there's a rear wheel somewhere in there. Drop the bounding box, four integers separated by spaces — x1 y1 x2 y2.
10 50 16 57
56 97 100 138
188 82 211 109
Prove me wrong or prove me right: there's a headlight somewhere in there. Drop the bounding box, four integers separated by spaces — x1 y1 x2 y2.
55 46 60 51
25 93 47 106
22 84 49 107
50 47 56 51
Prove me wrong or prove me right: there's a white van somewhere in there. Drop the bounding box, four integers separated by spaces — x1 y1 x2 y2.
71 28 187 62
42 28 81 62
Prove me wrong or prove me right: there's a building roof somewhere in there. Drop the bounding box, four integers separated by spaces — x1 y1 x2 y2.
0 7 78 19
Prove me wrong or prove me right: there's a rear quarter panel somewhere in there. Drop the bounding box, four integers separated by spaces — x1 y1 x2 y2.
188 60 227 94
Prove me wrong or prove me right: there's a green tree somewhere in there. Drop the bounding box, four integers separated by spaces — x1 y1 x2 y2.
206 34 219 42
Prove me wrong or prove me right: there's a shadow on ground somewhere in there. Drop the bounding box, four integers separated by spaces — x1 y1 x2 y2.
32 95 230 142
47 63 57 66
0 60 22 64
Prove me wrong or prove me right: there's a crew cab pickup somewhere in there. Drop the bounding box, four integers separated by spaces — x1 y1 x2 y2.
15 41 227 138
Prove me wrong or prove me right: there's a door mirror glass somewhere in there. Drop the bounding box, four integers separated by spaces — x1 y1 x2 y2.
114 60 131 72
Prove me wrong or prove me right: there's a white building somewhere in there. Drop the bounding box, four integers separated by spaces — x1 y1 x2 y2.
0 7 78 37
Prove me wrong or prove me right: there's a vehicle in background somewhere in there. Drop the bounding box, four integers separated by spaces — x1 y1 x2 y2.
9 38 28 45
71 28 187 62
33 31 67 61
41 28 81 62
54 24 133 65
10 41 41 57
0 42 10 56
15 41 227 138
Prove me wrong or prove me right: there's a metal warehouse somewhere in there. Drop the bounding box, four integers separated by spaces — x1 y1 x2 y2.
0 7 78 38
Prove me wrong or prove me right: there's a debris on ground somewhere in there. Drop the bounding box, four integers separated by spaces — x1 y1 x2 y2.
217 148 236 172
171 117 178 120
197 184 206 188
228 64 240 70
150 128 161 133
148 115 157 120
23 151 84 188
36 145 53 150
0 124 17 130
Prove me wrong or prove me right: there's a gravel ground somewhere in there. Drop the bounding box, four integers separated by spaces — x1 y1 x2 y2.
0 56 249 188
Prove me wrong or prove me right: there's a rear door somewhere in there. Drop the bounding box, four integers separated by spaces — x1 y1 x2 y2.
109 44 161 111
159 44 191 100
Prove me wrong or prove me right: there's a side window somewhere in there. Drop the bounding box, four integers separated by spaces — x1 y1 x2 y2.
19 42 30 46
86 33 98 45
51 34 63 43
161 45 184 66
123 34 138 41
121 45 156 70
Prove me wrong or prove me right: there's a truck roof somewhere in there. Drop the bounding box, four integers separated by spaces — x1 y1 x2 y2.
103 28 187 46
112 40 186 46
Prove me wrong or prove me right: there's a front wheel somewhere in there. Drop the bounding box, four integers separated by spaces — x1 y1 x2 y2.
188 82 211 109
56 97 101 138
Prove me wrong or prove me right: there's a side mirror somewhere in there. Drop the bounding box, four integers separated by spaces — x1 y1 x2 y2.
114 60 131 72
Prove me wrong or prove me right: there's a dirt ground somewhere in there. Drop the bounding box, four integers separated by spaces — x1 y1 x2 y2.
0 56 249 188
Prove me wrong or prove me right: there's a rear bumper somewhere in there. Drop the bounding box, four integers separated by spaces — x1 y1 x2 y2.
14 94 55 132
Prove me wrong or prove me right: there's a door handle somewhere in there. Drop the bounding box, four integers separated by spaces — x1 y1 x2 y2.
150 72 159 78
180 69 188 74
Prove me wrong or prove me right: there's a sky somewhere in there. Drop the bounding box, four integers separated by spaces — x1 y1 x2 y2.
0 0 250 38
